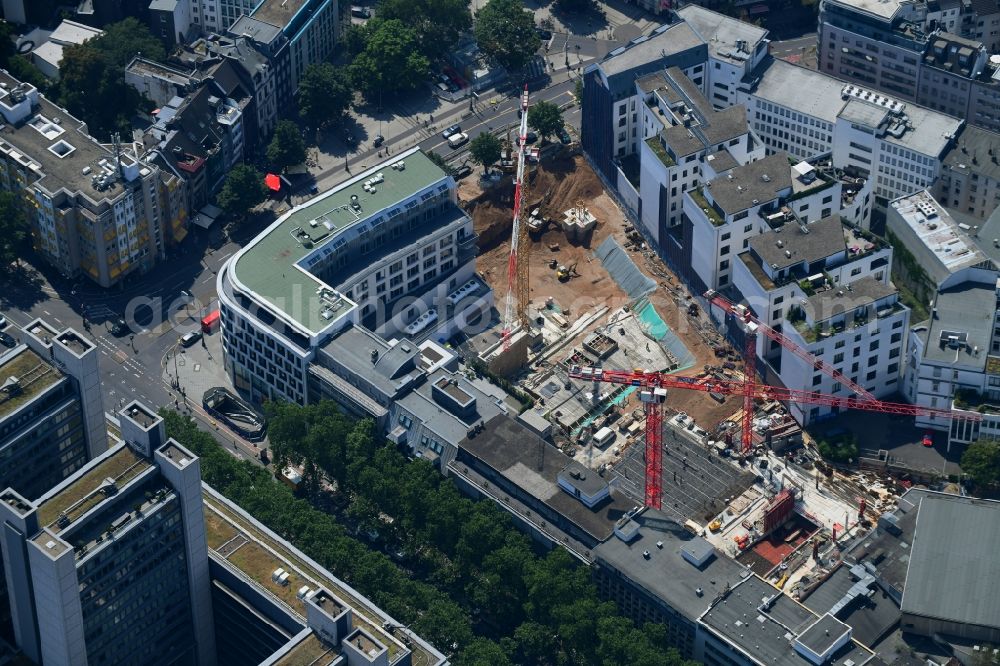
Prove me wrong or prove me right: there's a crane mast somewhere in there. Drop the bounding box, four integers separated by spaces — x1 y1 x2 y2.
502 86 531 351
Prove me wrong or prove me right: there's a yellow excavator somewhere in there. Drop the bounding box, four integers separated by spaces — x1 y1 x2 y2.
557 262 579 282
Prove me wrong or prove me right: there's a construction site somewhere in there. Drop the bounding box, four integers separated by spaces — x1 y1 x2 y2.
453 110 972 621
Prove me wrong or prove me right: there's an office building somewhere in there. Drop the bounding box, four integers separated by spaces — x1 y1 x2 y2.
191 0 257 33
698 574 877 666
0 403 215 665
0 70 184 287
0 320 106 508
731 213 908 424
886 191 1000 443
218 147 486 405
935 123 1000 221
242 0 339 98
739 58 964 204
201 485 447 666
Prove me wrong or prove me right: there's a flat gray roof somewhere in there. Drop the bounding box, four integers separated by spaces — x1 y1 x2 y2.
806 276 897 317
901 493 1000 629
920 282 995 370
750 58 847 124
557 460 608 497
701 575 875 666
750 215 846 270
318 325 419 399
600 22 705 78
251 0 306 28
797 614 851 654
884 103 962 158
943 124 1000 182
839 98 889 128
593 509 748 622
677 5 768 63
457 415 633 544
707 151 792 214
824 0 905 21
396 368 506 446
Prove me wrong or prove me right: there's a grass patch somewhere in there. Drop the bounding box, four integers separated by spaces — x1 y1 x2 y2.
645 136 675 167
690 188 724 226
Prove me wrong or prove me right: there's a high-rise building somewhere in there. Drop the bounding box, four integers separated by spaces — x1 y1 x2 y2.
0 402 215 666
0 71 185 287
0 319 106 501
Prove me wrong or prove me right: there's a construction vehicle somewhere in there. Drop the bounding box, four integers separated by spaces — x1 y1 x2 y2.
709 519 722 532
557 262 579 281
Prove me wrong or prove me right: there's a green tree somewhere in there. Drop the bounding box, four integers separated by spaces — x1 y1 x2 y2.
349 19 430 98
961 439 1000 487
426 151 456 175
217 164 267 220
56 18 162 140
469 132 501 174
0 191 28 273
376 0 472 59
474 0 541 74
267 120 307 170
528 100 563 143
555 0 592 11
298 63 353 130
89 17 164 67
455 638 513 666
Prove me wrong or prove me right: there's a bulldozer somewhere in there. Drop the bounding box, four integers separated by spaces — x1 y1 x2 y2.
557 262 580 282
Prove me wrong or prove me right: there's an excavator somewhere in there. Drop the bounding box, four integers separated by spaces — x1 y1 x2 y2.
556 262 580 282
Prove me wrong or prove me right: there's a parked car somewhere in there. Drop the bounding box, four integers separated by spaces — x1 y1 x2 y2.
922 431 933 447
536 28 553 40
350 6 372 18
441 124 461 140
447 132 469 148
110 318 130 336
179 330 203 348
0 314 6 329
373 134 384 147
557 126 572 144
454 164 473 179
0 331 14 348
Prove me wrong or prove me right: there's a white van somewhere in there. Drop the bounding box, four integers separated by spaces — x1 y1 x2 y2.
593 426 616 448
447 132 469 148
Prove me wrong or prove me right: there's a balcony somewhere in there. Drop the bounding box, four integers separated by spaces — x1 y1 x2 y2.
690 188 724 226
645 136 675 167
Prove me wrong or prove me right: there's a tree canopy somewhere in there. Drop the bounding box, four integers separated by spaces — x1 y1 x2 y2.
57 18 164 140
349 19 430 98
555 0 593 10
298 63 353 130
251 401 699 665
376 0 471 59
961 439 1000 488
474 0 541 74
528 100 564 142
0 192 28 273
267 120 307 171
217 164 267 219
469 133 501 173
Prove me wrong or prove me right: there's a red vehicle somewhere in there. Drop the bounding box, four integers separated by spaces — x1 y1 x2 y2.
201 309 220 334
922 432 933 447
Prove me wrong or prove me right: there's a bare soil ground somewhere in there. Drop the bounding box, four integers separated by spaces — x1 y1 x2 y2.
460 153 741 430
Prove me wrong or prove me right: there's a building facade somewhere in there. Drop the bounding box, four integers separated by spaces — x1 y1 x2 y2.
0 72 182 287
217 148 487 406
0 403 215 666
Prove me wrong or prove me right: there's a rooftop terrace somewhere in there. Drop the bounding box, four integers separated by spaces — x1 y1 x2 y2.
251 0 307 28
229 149 447 335
37 446 149 528
0 347 61 419
202 489 436 664
274 634 337 666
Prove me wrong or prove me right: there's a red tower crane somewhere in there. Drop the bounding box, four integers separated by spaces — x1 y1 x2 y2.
501 85 532 351
704 290 877 402
566 364 979 510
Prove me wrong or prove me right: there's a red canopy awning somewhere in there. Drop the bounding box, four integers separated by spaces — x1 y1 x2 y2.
265 173 281 191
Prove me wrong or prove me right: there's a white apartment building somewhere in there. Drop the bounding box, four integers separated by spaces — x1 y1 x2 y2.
730 215 908 424
217 148 489 405
887 191 1000 444
739 58 964 204
633 66 766 245
676 5 770 109
684 152 871 292
191 0 256 32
